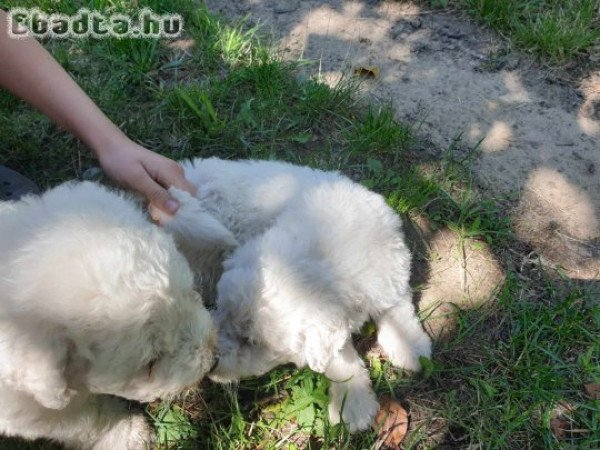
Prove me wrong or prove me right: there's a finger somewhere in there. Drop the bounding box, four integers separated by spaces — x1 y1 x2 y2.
174 176 197 196
136 173 180 215
154 162 197 195
148 204 162 222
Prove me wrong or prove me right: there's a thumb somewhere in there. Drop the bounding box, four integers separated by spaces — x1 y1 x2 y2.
140 178 180 215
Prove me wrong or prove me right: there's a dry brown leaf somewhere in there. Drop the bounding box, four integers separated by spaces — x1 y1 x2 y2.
584 383 600 399
372 397 409 450
550 417 570 440
168 39 195 51
353 66 380 78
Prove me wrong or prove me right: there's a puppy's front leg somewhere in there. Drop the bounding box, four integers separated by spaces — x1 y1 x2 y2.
375 303 432 371
325 340 379 432
89 397 153 450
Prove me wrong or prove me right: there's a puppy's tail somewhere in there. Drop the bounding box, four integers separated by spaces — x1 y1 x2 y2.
158 187 238 250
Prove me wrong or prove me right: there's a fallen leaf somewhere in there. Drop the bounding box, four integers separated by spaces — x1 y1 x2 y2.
584 383 600 399
354 66 380 78
168 39 195 51
550 417 570 440
372 397 408 449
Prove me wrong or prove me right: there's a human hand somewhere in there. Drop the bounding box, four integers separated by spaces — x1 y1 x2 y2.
0 15 194 213
0 16 196 214
96 138 196 215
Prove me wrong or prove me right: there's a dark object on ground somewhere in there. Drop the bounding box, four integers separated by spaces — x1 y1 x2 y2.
0 166 40 201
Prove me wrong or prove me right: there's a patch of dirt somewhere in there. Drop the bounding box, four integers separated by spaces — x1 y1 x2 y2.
206 0 600 283
415 228 505 339
514 180 600 280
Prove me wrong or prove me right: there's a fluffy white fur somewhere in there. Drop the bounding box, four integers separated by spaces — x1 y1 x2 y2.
0 181 216 449
166 158 432 432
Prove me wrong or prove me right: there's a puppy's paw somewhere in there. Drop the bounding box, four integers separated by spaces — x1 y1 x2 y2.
33 387 76 410
388 343 431 372
328 382 379 432
126 414 155 450
93 413 154 450
379 328 431 372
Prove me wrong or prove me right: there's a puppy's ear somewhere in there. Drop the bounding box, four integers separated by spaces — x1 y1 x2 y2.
161 187 238 250
2 323 76 410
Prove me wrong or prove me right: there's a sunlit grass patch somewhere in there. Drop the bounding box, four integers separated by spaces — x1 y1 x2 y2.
450 0 600 64
424 276 600 448
348 106 413 158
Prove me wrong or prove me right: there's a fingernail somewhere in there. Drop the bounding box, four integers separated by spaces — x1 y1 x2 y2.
165 199 179 214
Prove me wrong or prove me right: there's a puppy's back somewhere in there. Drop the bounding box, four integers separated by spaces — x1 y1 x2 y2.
257 177 410 318
182 157 341 243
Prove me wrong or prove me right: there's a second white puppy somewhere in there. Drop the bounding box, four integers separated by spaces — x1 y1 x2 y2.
166 158 432 432
0 181 217 448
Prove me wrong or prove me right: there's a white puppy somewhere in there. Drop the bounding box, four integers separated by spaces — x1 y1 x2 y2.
0 181 216 449
165 158 432 432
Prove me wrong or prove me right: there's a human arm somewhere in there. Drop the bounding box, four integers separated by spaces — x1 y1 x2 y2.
0 10 194 214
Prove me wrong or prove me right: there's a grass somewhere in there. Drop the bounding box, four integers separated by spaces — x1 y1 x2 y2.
0 0 598 449
437 0 600 65
424 276 599 448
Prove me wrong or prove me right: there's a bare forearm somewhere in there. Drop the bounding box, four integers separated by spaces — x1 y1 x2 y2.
0 10 126 155
0 10 195 214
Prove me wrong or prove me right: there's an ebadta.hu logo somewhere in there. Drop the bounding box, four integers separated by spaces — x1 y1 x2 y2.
6 8 183 39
